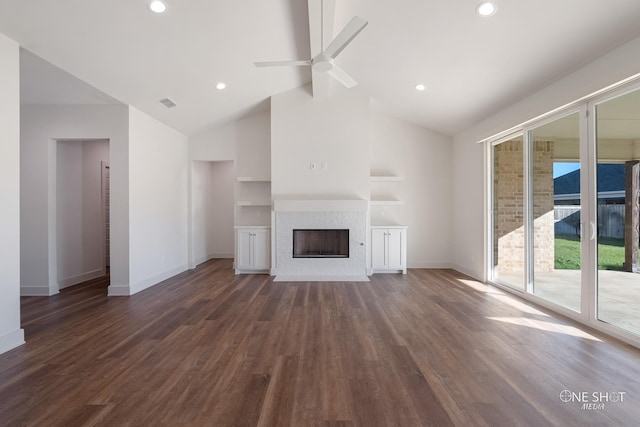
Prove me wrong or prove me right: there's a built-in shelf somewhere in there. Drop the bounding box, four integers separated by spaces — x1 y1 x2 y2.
237 177 271 182
236 200 272 207
370 221 405 227
370 176 403 182
370 200 404 206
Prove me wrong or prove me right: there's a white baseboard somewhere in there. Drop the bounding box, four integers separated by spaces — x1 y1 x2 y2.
450 264 484 282
129 263 188 296
407 262 455 269
107 285 131 296
21 286 58 296
195 252 234 266
0 329 25 355
59 268 105 289
274 275 370 282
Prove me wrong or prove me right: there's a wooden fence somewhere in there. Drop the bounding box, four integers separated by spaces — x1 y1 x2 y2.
554 205 625 239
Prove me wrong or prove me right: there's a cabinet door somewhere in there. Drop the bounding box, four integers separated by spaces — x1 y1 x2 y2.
236 229 253 270
387 229 404 269
371 228 388 269
252 229 271 270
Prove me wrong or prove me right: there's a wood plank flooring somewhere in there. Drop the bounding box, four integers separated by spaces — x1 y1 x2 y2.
2 259 640 426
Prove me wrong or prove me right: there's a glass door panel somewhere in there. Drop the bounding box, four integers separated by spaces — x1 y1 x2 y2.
492 136 525 291
596 89 640 336
531 113 582 311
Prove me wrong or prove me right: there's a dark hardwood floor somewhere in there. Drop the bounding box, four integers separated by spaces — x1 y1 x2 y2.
2 259 640 426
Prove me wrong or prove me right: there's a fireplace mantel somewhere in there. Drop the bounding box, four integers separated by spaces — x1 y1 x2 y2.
273 199 368 213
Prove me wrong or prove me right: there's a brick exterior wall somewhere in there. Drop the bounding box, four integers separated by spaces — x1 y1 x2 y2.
493 140 554 275
532 141 555 272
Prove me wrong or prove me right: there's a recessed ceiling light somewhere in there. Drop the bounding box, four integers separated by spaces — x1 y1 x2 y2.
148 0 167 13
476 2 497 17
415 84 426 91
216 82 227 90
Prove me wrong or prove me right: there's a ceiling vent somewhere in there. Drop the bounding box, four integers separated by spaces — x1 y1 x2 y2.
159 97 177 108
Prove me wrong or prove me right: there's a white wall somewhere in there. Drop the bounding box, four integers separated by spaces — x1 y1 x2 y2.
208 162 235 258
189 121 236 162
271 85 370 200
452 35 640 280
235 110 271 226
188 109 270 267
0 33 24 354
370 113 453 268
21 105 129 295
451 139 485 279
235 110 271 178
192 161 235 264
126 107 188 295
203 90 454 270
57 139 109 288
57 141 83 284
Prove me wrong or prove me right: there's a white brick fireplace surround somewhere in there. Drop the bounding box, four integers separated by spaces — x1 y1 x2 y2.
272 200 369 281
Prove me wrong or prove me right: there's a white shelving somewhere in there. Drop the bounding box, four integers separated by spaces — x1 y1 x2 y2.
237 177 271 182
236 178 272 212
370 174 403 206
370 176 404 182
236 200 272 207
369 173 407 273
370 199 403 206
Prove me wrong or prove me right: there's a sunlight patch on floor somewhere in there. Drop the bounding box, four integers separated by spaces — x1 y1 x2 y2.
487 316 602 341
490 294 551 317
456 278 550 316
457 278 502 294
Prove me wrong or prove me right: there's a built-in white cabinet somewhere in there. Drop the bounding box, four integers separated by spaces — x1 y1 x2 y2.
235 226 271 274
370 226 407 274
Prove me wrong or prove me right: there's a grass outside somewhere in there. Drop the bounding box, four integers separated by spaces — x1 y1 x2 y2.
554 235 627 270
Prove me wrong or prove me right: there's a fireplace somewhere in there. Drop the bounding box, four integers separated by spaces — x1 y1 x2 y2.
293 229 349 258
272 199 368 280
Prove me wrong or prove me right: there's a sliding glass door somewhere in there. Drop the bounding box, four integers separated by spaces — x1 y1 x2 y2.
595 88 640 337
492 135 525 291
531 112 582 312
490 113 583 310
490 83 640 345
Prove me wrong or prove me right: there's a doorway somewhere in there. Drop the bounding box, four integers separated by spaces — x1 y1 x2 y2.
102 161 110 270
56 139 110 290
190 160 235 266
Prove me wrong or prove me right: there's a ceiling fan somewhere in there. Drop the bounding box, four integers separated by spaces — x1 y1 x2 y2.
254 15 368 88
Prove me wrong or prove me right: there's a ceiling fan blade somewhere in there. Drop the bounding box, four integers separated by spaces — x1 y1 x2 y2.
254 60 311 67
328 64 358 88
323 16 368 59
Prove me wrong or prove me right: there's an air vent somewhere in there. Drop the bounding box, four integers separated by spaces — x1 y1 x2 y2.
159 98 177 108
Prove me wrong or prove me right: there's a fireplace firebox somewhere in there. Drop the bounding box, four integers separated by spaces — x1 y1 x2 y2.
292 229 349 258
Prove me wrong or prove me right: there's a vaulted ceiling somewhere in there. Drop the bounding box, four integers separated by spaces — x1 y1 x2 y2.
2 0 640 137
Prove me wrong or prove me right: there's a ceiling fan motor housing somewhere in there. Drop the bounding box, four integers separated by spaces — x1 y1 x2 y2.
312 55 334 72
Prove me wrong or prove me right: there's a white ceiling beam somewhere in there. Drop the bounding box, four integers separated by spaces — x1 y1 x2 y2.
308 0 335 98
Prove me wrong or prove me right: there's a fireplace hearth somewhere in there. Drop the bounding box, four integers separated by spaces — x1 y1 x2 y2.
293 229 349 258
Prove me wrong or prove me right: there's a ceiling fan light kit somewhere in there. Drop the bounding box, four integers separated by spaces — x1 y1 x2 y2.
311 55 334 72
